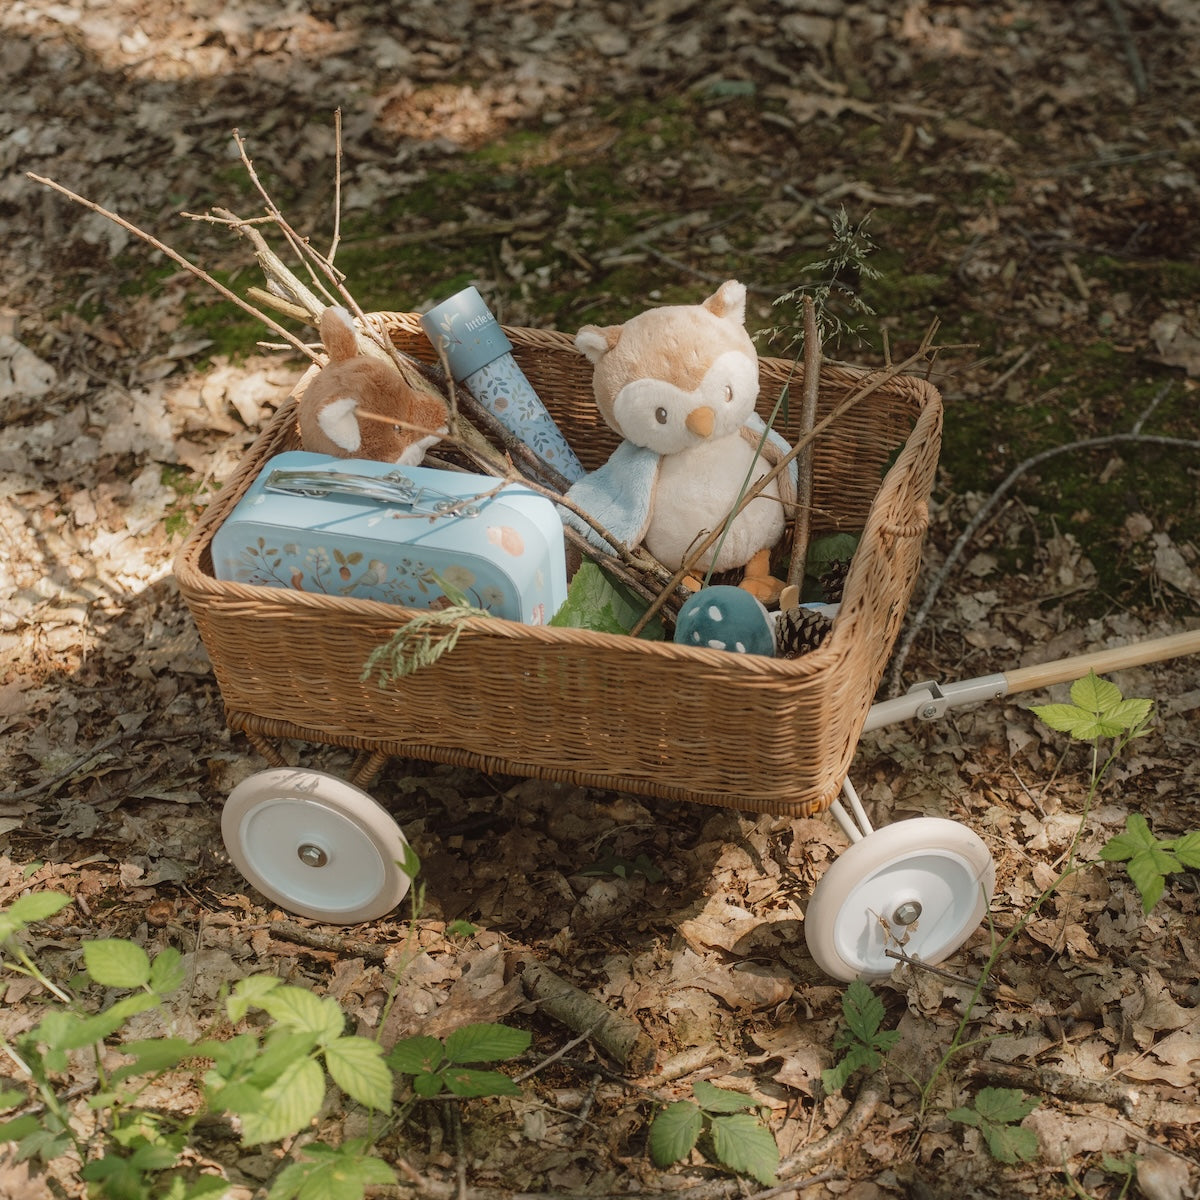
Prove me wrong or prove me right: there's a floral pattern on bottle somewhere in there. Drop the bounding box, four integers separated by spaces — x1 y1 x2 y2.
463 358 584 480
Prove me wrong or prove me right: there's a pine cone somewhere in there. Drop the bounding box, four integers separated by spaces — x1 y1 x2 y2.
775 605 833 659
818 558 851 604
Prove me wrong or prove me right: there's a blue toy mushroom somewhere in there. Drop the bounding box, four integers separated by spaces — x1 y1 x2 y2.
674 585 776 657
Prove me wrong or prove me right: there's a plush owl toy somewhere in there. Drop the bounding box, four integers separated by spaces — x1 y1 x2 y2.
562 281 795 602
298 306 450 466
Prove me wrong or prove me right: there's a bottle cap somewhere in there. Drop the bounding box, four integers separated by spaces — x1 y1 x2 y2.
421 287 514 381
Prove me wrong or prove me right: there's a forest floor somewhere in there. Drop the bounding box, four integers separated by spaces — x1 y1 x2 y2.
1 1 1199 1197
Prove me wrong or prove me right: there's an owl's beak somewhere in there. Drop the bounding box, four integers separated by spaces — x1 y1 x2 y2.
686 406 715 438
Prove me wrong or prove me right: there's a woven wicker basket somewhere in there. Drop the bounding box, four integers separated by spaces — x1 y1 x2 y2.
175 312 941 817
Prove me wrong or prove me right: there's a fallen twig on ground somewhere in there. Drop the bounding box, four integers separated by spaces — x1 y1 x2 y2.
520 959 658 1075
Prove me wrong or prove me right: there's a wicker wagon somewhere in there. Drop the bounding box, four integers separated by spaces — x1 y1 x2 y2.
175 311 962 974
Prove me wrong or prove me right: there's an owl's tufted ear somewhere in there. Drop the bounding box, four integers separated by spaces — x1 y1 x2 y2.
575 324 622 364
702 280 747 325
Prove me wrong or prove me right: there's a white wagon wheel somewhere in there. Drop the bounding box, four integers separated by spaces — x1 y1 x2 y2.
222 768 412 924
805 817 995 981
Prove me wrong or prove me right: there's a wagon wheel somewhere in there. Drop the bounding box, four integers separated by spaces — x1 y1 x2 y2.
804 817 995 982
222 768 412 924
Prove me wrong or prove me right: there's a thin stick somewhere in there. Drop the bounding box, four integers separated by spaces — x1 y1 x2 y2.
232 129 341 307
1101 0 1149 98
786 295 823 589
27 173 320 364
329 107 343 264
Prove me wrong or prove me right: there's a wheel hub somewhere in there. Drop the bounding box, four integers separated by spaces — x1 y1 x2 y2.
297 843 328 868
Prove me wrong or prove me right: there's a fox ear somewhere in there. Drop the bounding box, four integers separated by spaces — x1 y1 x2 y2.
319 306 360 363
315 395 362 452
703 280 747 325
575 324 621 364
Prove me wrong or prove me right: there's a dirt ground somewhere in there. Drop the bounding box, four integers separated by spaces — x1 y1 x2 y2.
1 1 1199 1197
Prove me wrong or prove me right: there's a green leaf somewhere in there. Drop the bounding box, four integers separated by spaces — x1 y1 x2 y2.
648 1101 703 1167
821 1041 875 1094
1069 671 1122 716
10 1126 74 1165
1172 830 1200 869
0 892 72 940
1100 812 1157 862
443 1023 531 1065
693 1080 757 1113
1029 703 1106 739
1101 814 1181 913
83 939 151 989
148 947 187 994
973 1087 1039 1124
387 1036 445 1076
239 1056 326 1146
548 562 664 638
109 1037 197 1084
710 1112 779 1185
947 1105 981 1128
1125 855 1170 913
324 1036 394 1112
442 1067 522 1098
0 1087 26 1110
0 1115 42 1143
269 1140 395 1200
256 986 345 1044
33 996 157 1052
1106 697 1153 732
982 1120 1040 1164
842 979 886 1044
412 1072 445 1098
805 533 860 577
179 1177 234 1200
227 974 283 1023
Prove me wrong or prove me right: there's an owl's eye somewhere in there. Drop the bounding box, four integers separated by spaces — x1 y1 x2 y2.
723 385 733 403
655 406 668 424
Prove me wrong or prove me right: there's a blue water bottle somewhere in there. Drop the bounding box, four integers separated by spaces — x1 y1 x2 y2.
421 286 584 483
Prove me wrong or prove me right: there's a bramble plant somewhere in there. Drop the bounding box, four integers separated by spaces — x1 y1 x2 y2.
0 888 530 1200
386 1024 531 1098
947 1087 1039 1165
1030 670 1199 910
648 1079 779 1186
913 671 1196 1167
820 979 899 1095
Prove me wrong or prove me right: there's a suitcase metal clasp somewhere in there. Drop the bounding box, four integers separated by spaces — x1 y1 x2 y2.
264 468 482 518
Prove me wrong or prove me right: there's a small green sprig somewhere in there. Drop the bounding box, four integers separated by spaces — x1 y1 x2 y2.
820 979 899 1094
947 1087 1039 1164
648 1080 779 1186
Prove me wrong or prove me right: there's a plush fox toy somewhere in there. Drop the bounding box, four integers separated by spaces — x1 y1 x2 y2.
562 281 795 601
298 306 449 466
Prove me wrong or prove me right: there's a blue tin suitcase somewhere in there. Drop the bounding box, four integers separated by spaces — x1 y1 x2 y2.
210 451 568 625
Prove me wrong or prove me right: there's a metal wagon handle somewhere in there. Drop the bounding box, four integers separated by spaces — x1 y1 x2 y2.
864 627 1200 734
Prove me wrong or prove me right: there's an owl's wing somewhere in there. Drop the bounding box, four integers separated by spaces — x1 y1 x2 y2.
740 415 798 505
560 441 660 554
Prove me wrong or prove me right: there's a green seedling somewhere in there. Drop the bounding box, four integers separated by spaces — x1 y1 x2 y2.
821 979 899 1095
947 1087 1039 1164
386 1023 531 1099
648 1079 779 1186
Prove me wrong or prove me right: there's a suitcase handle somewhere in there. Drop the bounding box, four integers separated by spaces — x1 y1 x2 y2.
264 468 483 518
